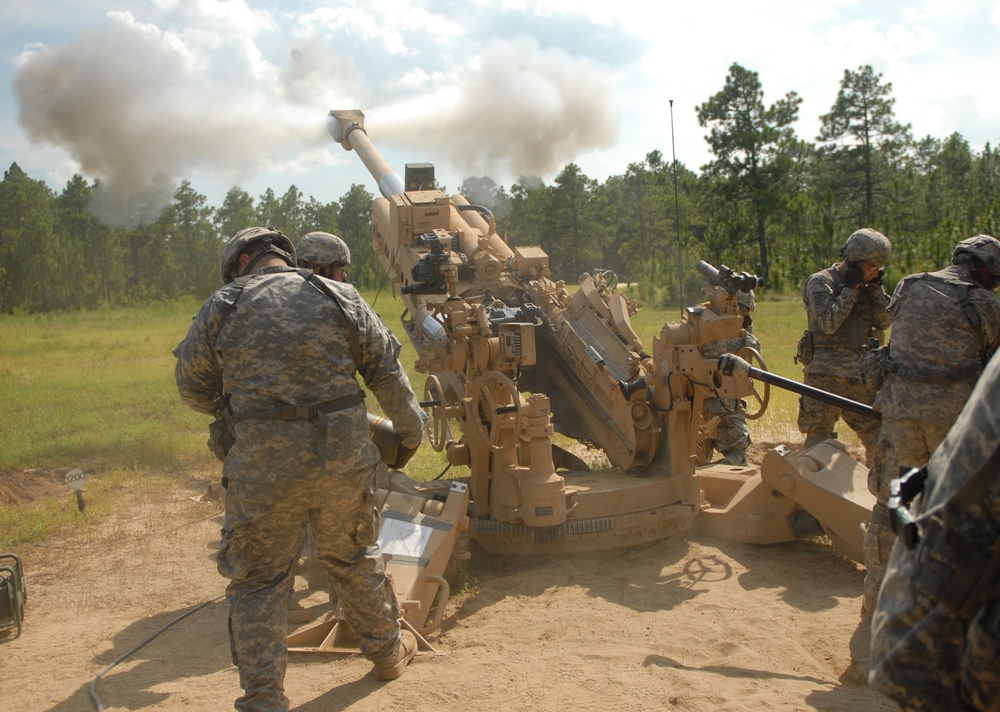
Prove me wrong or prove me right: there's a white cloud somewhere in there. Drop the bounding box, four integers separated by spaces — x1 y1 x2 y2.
2 0 998 215
296 6 411 55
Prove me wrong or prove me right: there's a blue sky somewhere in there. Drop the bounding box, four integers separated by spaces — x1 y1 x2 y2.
2 0 999 226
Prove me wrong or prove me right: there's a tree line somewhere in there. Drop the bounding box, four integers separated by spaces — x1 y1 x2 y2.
1 63 997 314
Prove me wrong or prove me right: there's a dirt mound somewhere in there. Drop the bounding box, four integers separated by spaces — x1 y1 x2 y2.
0 467 73 505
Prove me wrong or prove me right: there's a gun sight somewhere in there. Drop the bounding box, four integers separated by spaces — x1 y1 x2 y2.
696 261 763 294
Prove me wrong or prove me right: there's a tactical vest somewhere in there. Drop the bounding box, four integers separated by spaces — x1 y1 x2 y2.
807 268 885 349
210 268 364 466
891 271 992 367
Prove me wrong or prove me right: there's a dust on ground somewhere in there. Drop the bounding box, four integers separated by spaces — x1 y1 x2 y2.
0 448 891 712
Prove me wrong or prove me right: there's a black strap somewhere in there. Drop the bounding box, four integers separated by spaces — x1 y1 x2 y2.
883 356 980 384
213 270 367 466
230 392 366 465
212 277 252 409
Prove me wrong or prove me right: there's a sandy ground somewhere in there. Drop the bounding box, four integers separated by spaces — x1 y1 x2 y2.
0 456 895 712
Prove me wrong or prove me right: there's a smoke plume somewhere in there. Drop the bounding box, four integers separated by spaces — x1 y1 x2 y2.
12 13 327 228
377 36 620 183
12 12 619 227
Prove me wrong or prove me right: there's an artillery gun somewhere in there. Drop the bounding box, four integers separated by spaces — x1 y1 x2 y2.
322 109 876 564
287 111 880 650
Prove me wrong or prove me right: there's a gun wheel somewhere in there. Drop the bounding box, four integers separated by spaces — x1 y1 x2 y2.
423 375 453 453
469 371 522 454
735 346 770 420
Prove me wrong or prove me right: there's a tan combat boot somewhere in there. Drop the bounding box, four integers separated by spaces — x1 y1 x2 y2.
375 630 417 681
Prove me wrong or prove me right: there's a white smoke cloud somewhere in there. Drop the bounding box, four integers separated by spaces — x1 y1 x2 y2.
11 8 621 227
376 36 620 182
11 11 332 228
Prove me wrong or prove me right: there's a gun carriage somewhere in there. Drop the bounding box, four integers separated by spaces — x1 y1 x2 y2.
325 109 875 560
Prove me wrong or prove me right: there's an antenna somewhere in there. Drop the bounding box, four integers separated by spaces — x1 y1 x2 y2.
669 99 683 313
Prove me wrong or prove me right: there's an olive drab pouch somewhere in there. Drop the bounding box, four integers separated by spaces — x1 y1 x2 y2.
207 411 235 462
794 330 813 366
860 337 888 391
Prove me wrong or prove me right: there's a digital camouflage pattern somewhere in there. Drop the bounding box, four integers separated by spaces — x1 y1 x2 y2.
800 266 890 378
798 266 889 461
219 474 400 711
296 231 351 266
174 267 428 482
870 350 1000 711
863 264 1000 617
174 265 428 711
220 228 296 285
873 265 1000 425
699 330 760 466
842 228 892 264
863 417 955 616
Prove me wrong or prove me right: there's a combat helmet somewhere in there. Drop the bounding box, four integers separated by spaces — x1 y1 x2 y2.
841 228 891 265
735 290 755 313
220 227 295 284
296 231 351 267
952 234 1000 275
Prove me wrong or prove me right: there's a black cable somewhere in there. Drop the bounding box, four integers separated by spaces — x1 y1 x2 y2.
89 594 225 712
432 463 452 481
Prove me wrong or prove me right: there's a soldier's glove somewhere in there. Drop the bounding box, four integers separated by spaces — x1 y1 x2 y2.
844 261 864 287
394 443 419 469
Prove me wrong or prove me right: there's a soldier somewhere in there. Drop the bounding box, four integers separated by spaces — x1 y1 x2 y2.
869 346 1000 710
174 227 428 711
296 231 350 283
862 234 1000 618
796 228 891 463
293 230 352 601
698 290 760 466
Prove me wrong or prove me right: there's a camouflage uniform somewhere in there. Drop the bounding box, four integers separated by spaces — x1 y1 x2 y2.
862 264 1000 617
798 266 889 461
699 321 760 466
174 264 427 711
869 349 1000 711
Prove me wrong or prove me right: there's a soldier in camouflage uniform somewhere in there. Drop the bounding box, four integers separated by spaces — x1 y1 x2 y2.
174 227 429 711
797 228 891 463
869 346 1000 711
296 231 351 283
862 234 1000 619
698 290 760 466
294 230 353 599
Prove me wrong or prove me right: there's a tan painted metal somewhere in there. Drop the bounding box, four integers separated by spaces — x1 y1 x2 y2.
324 109 876 567
287 480 469 653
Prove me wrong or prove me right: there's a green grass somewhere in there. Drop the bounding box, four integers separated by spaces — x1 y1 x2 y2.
0 300 215 471
0 468 180 550
0 286 852 550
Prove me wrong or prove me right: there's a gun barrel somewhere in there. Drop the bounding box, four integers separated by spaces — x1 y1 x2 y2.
696 261 722 285
718 353 881 421
327 110 404 199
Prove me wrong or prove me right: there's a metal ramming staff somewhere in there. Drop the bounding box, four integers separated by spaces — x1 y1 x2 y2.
718 353 882 421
